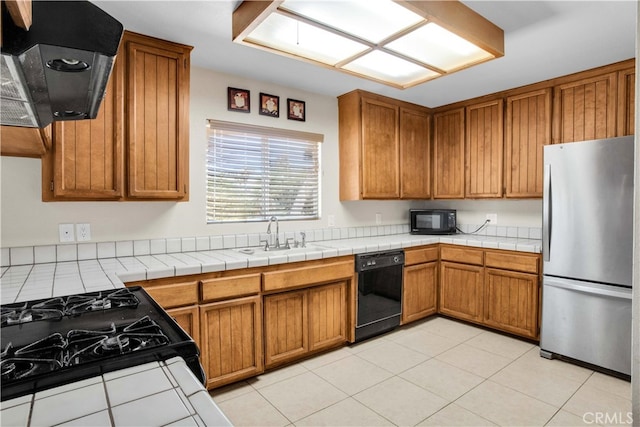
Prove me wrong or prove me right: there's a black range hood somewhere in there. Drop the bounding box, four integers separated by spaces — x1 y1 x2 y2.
1 1 123 128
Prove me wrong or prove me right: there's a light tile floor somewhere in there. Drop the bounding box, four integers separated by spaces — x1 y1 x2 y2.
210 317 632 426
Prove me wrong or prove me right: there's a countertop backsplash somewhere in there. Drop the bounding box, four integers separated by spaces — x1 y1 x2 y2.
1 223 542 268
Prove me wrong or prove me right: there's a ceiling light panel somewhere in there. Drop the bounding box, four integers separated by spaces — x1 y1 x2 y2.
245 13 368 66
279 0 424 43
386 22 495 71
343 50 440 86
232 1 504 89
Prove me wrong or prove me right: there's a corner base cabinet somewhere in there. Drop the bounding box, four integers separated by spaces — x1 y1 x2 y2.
438 245 540 339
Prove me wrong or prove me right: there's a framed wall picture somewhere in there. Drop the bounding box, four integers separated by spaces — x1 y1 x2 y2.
228 87 250 113
287 98 305 121
259 93 279 117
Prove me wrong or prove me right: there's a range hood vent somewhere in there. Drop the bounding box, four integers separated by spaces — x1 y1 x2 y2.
1 1 123 128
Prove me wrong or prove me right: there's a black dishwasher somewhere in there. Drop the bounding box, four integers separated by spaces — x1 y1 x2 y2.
354 250 404 342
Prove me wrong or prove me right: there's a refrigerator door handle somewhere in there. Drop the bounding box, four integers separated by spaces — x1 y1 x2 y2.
543 164 551 262
545 278 632 300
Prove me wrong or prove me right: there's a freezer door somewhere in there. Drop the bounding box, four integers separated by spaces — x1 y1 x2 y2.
540 276 632 375
542 136 634 287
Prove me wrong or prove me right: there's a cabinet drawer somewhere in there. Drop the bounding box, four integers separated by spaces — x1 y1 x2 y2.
263 260 354 293
201 273 261 302
404 246 439 266
440 246 484 265
485 251 539 274
144 281 199 308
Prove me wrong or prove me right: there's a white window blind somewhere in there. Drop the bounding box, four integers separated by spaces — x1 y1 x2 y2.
206 120 322 223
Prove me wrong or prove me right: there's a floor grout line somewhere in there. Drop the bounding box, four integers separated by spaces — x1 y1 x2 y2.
210 317 631 427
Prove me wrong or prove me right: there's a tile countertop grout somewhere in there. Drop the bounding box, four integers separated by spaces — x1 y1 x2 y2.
0 233 540 426
0 233 542 305
0 357 232 427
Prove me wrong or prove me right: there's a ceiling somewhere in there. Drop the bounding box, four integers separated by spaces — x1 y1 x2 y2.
92 1 637 109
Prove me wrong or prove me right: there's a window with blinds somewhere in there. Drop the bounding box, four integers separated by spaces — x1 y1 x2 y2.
206 120 322 223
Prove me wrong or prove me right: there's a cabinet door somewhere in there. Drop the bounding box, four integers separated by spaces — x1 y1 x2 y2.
439 262 484 322
484 268 539 339
361 97 399 198
43 63 123 201
167 305 200 349
200 296 264 389
402 261 437 324
552 72 617 144
126 34 190 199
505 89 551 198
264 290 308 368
399 107 430 199
308 281 348 352
465 99 503 198
433 108 465 199
617 67 635 136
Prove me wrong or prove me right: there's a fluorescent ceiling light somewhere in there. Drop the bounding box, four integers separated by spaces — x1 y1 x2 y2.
233 0 504 89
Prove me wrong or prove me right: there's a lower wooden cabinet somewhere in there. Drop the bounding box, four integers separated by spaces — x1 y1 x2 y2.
167 305 200 349
199 295 264 389
309 281 348 351
402 262 438 324
264 290 308 368
439 261 485 323
484 268 539 339
264 281 348 369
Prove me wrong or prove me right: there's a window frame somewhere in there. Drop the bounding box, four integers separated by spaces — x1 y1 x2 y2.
206 119 323 224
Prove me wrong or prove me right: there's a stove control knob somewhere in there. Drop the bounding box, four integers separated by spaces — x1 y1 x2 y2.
393 256 400 263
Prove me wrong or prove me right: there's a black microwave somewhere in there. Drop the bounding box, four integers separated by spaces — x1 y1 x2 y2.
410 209 457 235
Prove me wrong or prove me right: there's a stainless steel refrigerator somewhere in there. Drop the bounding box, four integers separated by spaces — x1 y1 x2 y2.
540 135 634 376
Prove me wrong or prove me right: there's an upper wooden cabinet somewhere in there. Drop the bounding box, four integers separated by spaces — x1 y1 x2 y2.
338 90 431 200
432 108 465 199
465 99 503 198
552 72 618 144
504 89 552 198
0 125 51 158
42 31 192 201
399 107 431 199
42 62 123 201
125 33 191 199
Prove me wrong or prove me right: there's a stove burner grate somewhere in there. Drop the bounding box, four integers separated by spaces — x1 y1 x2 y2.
0 289 139 326
1 316 170 383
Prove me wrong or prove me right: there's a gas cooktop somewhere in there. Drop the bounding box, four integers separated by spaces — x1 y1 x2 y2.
0 287 204 401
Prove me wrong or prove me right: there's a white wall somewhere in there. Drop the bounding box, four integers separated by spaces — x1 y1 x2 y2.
0 66 542 248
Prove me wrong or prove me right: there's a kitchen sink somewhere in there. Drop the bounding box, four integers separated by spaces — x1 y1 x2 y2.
234 245 326 256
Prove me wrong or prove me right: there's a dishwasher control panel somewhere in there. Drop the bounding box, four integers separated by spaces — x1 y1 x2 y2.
355 250 405 272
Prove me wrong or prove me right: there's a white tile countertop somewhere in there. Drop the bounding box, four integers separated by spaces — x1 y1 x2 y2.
0 231 542 305
0 229 541 426
0 357 232 427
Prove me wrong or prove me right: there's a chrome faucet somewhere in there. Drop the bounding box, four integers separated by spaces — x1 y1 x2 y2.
266 216 280 248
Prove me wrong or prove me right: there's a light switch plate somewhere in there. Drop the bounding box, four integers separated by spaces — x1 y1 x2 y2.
328 214 335 227
375 213 382 225
59 224 75 242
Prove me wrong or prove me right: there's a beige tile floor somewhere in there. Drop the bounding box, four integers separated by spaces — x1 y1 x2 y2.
210 317 632 426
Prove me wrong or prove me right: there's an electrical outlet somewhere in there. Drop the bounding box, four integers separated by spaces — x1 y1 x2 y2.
328 214 335 227
59 224 75 242
375 213 382 225
76 223 91 241
486 213 498 225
